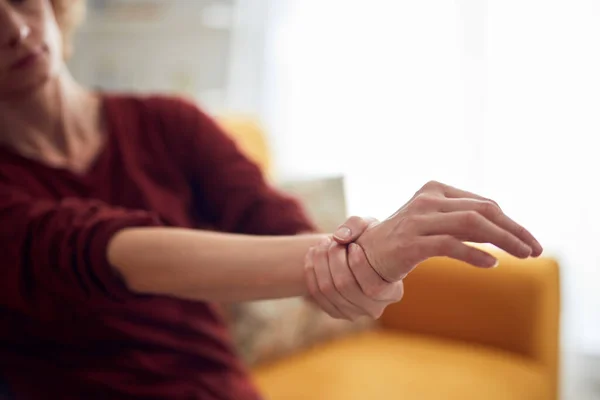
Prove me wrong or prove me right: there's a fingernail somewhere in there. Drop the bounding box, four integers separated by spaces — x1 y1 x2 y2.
334 226 351 240
521 244 532 257
491 259 500 268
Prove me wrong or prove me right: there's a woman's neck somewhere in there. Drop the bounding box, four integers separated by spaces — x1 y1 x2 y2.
0 70 104 173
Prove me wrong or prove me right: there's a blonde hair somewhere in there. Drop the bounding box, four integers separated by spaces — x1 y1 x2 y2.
50 0 86 58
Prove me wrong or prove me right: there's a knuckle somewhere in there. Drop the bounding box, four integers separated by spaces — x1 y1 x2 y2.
479 201 501 217
423 180 441 191
412 193 437 210
485 197 501 209
462 211 480 228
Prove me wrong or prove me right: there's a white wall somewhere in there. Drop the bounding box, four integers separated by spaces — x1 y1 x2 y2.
482 0 600 356
69 0 238 113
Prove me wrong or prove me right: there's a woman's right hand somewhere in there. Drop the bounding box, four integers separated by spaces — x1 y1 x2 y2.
304 216 405 320
356 181 544 282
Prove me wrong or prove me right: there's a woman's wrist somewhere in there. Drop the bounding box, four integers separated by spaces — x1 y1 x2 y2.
355 225 397 283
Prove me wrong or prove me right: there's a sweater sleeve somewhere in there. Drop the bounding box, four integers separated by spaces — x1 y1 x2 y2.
0 185 162 320
154 97 317 235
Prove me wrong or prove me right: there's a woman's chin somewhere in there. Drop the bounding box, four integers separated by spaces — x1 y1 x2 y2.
0 71 56 100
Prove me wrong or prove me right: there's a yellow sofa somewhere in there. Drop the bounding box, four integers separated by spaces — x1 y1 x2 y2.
217 116 561 400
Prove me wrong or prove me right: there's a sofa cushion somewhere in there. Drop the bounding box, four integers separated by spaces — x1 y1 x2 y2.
251 330 552 400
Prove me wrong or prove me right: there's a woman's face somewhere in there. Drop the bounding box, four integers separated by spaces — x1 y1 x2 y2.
0 0 63 98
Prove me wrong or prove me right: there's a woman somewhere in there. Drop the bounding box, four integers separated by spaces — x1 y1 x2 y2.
0 0 543 399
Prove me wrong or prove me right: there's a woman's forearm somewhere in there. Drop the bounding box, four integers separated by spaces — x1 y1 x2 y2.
107 227 327 302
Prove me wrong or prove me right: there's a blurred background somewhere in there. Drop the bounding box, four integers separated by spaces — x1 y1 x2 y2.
70 1 599 398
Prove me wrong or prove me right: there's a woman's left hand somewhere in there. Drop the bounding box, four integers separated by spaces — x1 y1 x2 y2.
304 217 404 320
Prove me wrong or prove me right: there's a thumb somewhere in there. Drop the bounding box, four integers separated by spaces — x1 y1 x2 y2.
332 216 379 244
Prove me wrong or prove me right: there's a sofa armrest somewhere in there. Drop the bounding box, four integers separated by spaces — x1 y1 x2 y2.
380 251 560 382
